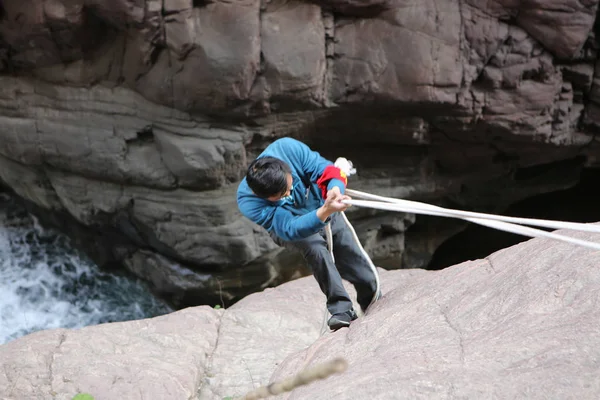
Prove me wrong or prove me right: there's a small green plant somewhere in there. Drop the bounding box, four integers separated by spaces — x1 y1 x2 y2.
72 394 95 400
214 305 222 309
222 397 233 400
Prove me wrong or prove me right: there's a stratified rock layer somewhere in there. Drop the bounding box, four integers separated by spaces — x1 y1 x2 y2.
0 0 599 304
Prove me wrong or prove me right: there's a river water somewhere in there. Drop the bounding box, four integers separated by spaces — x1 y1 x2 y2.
0 193 172 345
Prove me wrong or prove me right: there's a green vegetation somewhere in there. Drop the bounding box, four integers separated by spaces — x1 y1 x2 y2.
72 394 95 400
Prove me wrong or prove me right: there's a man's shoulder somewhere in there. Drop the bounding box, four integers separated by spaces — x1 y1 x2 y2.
237 178 268 206
260 138 308 163
272 137 302 145
237 178 264 208
236 177 253 199
266 137 305 152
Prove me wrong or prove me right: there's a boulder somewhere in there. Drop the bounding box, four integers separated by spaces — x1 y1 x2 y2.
1 227 599 399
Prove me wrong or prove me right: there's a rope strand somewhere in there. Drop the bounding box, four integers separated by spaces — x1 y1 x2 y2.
344 189 600 251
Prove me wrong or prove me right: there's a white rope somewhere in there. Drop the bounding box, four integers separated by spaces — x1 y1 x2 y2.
346 189 600 234
321 223 335 335
325 223 335 263
344 189 600 251
339 212 381 309
323 215 381 321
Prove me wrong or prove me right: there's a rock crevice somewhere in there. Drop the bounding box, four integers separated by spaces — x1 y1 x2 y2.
48 332 67 399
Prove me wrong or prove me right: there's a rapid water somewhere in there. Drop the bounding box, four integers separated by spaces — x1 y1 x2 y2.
0 193 172 345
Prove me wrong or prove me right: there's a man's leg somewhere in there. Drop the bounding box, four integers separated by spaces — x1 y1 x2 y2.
270 230 354 317
330 213 380 313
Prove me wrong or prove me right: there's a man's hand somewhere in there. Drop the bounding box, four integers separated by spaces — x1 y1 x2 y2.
316 186 351 222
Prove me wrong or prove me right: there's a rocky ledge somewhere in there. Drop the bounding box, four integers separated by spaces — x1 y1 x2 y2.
1 227 600 399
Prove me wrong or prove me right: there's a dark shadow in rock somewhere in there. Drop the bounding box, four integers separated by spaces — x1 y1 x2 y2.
428 167 600 270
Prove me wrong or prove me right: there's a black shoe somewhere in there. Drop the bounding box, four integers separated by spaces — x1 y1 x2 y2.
328 309 358 331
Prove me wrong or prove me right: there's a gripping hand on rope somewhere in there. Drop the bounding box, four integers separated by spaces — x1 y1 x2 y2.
317 186 351 222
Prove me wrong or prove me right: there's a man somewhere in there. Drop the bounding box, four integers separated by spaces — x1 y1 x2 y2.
237 137 380 330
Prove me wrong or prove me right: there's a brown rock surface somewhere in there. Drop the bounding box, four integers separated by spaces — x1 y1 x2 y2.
1 229 599 399
0 0 600 304
270 228 600 399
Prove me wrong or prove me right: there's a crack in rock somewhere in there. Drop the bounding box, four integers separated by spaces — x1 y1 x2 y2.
435 300 466 365
49 332 67 399
484 255 497 273
197 310 225 398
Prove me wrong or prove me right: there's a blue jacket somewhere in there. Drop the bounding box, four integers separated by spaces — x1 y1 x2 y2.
237 138 345 241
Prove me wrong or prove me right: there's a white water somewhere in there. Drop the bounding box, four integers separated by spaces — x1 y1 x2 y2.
0 193 172 345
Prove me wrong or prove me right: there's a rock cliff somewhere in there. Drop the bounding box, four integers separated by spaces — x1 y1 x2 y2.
0 0 599 305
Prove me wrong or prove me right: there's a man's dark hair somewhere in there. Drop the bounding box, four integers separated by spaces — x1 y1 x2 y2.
246 156 291 198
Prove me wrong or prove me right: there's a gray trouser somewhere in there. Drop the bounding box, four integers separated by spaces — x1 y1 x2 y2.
271 213 378 316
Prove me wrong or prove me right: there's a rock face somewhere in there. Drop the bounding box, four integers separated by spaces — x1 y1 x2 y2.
1 229 600 399
0 265 331 400
0 0 600 305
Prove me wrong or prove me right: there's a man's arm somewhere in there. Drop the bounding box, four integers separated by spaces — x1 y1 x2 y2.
238 192 331 241
316 186 350 221
271 208 327 241
272 189 350 240
237 194 276 230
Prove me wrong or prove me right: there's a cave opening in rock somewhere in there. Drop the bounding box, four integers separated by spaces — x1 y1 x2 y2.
192 0 208 7
80 6 115 55
428 167 600 270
